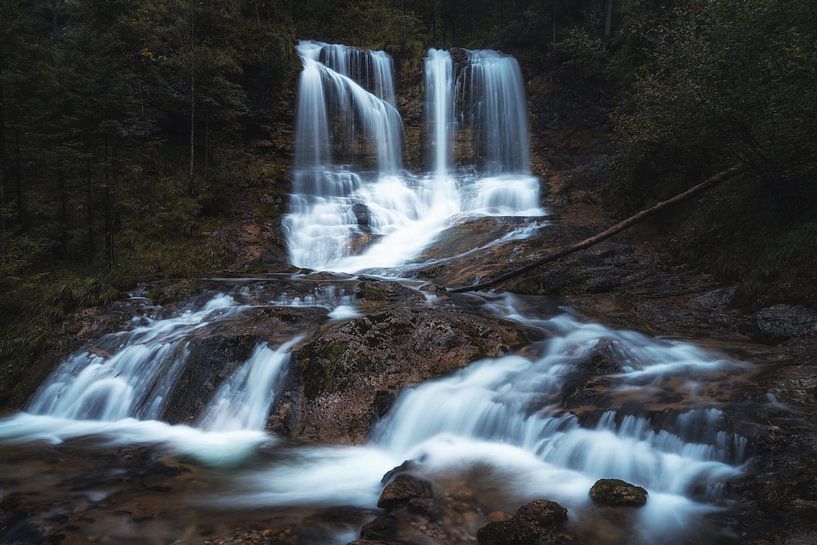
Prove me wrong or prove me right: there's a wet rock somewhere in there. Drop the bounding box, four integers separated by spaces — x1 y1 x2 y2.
477 500 572 545
378 475 434 509
561 340 623 408
359 514 399 541
349 232 379 255
477 520 518 545
514 499 568 528
589 479 648 507
749 304 817 343
380 460 420 484
405 497 442 520
290 283 522 442
162 334 260 424
352 203 371 232
374 390 397 418
514 500 570 543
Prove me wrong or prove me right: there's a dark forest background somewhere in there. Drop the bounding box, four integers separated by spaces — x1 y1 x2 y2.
2 0 816 379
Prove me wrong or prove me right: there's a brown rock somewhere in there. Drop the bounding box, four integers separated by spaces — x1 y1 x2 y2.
477 520 519 545
514 499 570 543
589 479 648 507
377 475 434 509
360 514 399 541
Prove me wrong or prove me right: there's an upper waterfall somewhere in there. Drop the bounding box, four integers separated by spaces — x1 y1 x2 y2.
285 42 544 272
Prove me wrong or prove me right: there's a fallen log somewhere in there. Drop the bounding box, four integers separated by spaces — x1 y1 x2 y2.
447 165 744 293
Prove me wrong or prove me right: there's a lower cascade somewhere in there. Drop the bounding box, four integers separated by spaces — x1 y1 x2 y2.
0 40 759 545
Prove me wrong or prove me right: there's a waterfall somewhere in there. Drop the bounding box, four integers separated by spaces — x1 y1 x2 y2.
27 294 240 421
208 300 747 544
285 42 544 272
199 338 300 432
457 50 531 174
425 49 453 177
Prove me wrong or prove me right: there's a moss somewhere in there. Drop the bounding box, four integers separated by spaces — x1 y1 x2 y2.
456 321 488 359
300 340 349 399
361 285 388 301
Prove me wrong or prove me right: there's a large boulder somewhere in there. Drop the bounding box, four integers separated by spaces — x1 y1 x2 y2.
377 475 434 509
286 281 523 442
589 479 648 507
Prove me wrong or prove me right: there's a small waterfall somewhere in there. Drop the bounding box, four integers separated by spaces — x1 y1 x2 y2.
424 49 453 177
457 49 531 174
27 295 240 421
199 338 300 432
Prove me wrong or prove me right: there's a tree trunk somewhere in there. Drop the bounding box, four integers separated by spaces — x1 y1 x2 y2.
85 156 94 260
604 0 614 38
104 137 114 271
188 5 196 196
14 128 23 227
0 67 6 242
448 165 744 293
203 108 209 186
58 165 67 258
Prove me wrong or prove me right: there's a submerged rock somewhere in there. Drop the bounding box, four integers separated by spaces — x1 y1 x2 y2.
589 479 648 507
377 475 434 509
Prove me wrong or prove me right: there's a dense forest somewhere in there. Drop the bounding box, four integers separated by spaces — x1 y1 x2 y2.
2 0 816 382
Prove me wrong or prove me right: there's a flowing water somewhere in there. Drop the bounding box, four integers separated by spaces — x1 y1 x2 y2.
284 41 544 273
0 42 755 545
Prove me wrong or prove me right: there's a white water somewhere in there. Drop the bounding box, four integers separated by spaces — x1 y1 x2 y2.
284 42 544 272
425 48 453 177
457 50 531 173
0 295 297 465
208 300 747 543
0 41 754 545
27 294 240 421
199 338 300 432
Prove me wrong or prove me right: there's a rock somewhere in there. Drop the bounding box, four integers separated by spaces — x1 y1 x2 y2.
359 514 399 541
347 541 394 545
690 287 736 311
514 499 569 543
477 520 518 545
477 500 571 545
352 203 371 232
749 304 817 343
292 284 522 442
406 497 441 520
486 511 513 523
380 460 419 484
589 479 648 507
377 475 434 509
